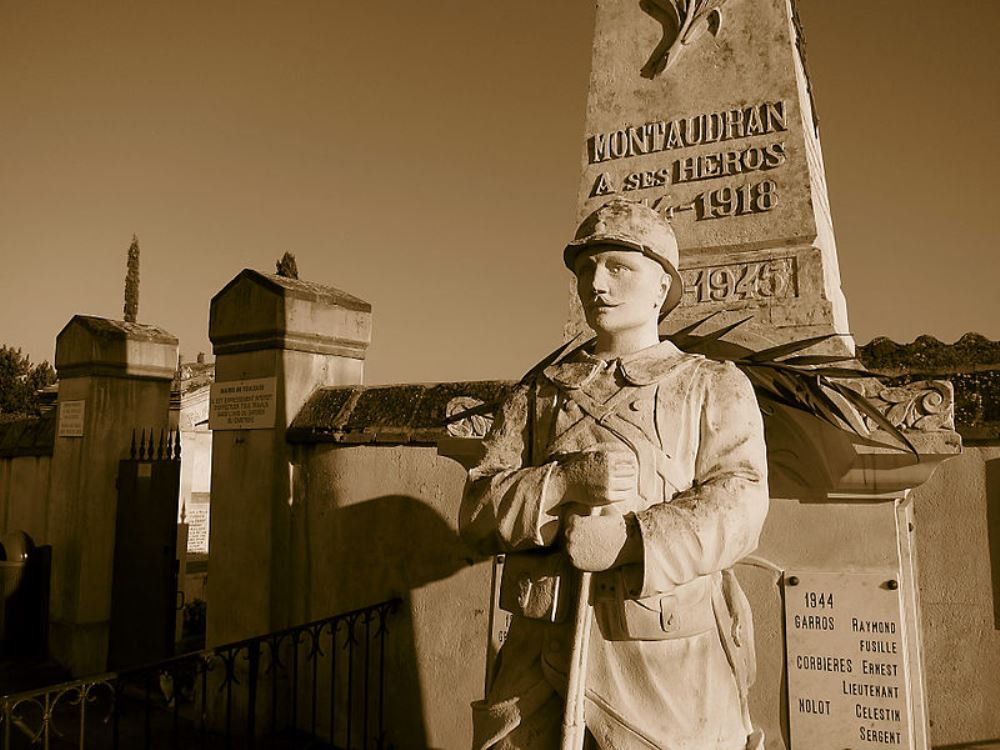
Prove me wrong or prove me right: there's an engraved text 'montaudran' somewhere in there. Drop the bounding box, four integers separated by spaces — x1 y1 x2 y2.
589 101 788 164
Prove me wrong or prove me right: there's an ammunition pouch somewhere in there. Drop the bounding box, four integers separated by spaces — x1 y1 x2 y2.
498 550 573 624
594 573 715 641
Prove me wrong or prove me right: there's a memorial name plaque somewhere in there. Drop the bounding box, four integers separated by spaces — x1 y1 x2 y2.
209 377 277 430
58 400 86 437
784 571 913 749
187 492 210 554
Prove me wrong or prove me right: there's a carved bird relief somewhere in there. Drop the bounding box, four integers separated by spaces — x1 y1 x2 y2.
639 0 727 79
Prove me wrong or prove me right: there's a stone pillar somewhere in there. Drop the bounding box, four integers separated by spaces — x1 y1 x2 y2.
568 0 852 355
206 270 371 647
48 316 177 675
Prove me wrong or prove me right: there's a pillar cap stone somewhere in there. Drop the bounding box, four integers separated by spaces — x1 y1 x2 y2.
209 270 373 358
55 316 179 381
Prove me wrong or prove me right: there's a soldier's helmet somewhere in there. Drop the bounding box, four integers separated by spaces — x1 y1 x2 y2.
564 197 684 315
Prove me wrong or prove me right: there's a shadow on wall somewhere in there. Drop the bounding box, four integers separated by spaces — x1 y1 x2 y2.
737 562 789 750
986 459 1000 630
324 494 479 596
296 490 487 749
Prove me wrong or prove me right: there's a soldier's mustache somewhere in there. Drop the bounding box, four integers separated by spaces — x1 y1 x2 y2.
587 295 619 308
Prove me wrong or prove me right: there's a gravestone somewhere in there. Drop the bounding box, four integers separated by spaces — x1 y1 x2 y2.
567 0 850 355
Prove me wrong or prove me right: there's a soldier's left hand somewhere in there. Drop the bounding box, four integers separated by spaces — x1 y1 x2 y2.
564 513 631 572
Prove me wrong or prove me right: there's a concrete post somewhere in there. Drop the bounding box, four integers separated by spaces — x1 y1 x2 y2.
48 315 178 676
206 270 371 647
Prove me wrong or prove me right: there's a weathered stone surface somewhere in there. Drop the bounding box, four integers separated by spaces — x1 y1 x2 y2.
857 371 1000 445
288 381 514 445
568 0 850 353
859 334 1000 443
906 447 1000 744
209 269 372 358
206 269 371 653
855 379 955 433
46 315 177 676
55 315 178 380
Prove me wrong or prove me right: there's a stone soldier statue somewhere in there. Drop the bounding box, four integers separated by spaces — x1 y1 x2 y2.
459 197 768 749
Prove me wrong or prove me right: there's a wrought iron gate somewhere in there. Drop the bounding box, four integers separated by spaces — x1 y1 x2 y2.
108 429 182 670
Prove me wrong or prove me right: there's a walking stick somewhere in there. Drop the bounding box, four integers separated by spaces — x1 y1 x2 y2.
561 509 599 750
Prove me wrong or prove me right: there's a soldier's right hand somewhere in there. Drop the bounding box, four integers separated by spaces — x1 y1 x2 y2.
558 448 637 506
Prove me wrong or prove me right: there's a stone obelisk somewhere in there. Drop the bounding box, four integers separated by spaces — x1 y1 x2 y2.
567 0 851 356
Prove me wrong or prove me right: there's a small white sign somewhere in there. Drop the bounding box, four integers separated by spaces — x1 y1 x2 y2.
58 400 86 437
186 492 210 553
209 377 277 430
785 571 913 749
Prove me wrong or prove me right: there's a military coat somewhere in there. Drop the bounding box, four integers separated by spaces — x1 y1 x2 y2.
460 339 769 750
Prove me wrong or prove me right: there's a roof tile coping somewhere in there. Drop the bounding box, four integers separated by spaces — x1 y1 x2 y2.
0 413 56 458
859 332 1000 376
212 269 371 313
61 315 178 345
286 364 1000 447
288 381 515 446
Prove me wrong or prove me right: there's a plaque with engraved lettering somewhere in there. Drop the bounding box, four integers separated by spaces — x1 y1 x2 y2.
58 399 86 437
209 377 277 431
784 571 913 749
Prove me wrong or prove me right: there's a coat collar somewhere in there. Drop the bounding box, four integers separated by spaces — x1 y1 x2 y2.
542 339 698 389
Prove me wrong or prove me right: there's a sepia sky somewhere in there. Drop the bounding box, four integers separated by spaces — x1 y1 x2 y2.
1 1 998 384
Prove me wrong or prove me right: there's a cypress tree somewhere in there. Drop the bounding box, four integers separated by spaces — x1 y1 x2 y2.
124 234 140 323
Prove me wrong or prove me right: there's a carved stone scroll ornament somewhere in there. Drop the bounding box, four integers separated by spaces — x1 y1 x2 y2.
856 380 955 433
445 397 495 439
639 0 728 79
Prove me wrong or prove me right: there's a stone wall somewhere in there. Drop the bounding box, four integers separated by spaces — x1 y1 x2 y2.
285 377 990 749
908 446 1000 745
0 414 55 546
286 443 487 749
858 334 1000 745
280 380 513 748
0 316 177 676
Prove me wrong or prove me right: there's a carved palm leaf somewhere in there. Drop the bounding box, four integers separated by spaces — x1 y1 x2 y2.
665 315 916 455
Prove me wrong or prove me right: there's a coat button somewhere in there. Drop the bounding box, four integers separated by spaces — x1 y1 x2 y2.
629 399 643 411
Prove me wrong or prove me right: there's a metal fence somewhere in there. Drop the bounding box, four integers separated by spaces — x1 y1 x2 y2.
0 598 400 750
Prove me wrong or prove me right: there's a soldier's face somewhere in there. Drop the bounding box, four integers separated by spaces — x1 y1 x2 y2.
574 247 669 335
